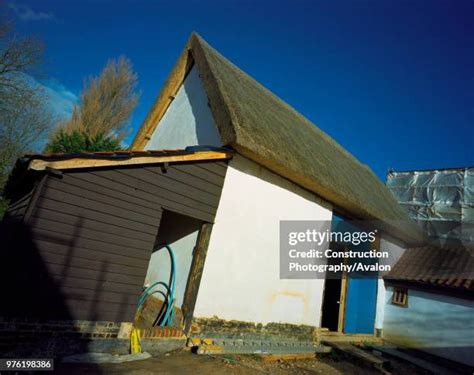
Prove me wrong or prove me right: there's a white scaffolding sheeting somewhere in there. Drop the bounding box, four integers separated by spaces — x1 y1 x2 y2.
387 168 474 245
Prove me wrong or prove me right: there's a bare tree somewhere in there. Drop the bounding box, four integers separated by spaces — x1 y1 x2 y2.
0 100 51 187
0 15 54 209
0 18 44 109
57 57 139 142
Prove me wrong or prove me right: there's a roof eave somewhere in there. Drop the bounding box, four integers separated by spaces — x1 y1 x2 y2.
28 150 233 171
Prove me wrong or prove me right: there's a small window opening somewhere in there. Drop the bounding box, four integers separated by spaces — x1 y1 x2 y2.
392 288 408 307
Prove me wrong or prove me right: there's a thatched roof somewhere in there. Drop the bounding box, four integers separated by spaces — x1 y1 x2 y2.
133 32 423 244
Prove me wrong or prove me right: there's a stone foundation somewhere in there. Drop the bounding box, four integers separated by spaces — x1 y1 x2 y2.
190 317 317 342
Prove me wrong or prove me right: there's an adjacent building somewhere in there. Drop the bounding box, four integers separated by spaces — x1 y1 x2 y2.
383 168 474 367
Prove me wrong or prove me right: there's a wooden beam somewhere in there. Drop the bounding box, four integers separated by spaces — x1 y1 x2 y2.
23 174 48 224
324 342 389 371
337 248 349 333
182 223 213 334
337 272 348 333
28 151 233 171
320 333 382 343
370 344 465 374
131 47 194 150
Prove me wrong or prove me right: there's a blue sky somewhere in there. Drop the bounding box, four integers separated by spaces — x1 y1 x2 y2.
7 0 473 180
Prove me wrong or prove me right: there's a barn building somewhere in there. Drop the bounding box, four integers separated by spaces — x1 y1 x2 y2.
1 33 425 356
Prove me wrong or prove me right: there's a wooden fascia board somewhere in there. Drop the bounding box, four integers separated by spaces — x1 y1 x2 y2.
28 151 233 171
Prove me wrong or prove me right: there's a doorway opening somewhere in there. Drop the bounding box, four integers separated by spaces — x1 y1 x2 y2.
135 210 204 330
320 215 379 334
320 242 347 332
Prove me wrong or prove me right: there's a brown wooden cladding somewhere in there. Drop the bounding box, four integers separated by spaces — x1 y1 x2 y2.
6 160 227 322
5 191 33 221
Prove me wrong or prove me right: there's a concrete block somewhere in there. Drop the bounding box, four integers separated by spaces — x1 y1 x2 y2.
117 323 133 339
187 338 201 347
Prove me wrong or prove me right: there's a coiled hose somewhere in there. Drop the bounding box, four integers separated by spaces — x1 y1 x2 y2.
137 244 176 326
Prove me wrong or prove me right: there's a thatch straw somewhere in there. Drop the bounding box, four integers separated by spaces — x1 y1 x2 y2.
134 33 423 245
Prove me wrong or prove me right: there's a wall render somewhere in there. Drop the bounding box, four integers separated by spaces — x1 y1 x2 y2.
383 287 474 367
375 236 407 330
193 155 333 326
145 65 221 150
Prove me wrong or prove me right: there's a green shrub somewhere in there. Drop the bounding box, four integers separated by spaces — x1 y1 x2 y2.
44 130 122 153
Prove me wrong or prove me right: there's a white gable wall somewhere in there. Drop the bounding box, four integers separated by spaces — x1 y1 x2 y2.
144 65 221 150
193 155 333 326
138 60 426 334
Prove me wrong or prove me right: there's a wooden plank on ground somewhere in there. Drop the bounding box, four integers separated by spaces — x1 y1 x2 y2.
259 353 316 361
323 341 388 369
320 333 383 343
370 345 459 375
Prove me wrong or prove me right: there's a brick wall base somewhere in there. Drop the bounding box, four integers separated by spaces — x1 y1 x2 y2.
138 326 185 339
0 317 189 358
0 317 130 358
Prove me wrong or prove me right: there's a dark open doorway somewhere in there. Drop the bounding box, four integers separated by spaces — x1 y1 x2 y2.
320 242 347 332
135 210 204 329
321 279 342 331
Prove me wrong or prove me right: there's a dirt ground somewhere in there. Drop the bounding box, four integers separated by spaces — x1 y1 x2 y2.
56 348 430 375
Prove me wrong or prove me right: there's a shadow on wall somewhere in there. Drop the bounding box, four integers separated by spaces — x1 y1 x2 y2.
136 210 203 328
383 287 474 368
184 66 222 147
0 215 107 367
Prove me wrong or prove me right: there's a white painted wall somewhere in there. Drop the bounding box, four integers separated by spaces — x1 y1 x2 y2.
144 230 199 308
193 155 333 326
145 65 221 150
375 236 407 329
383 287 474 367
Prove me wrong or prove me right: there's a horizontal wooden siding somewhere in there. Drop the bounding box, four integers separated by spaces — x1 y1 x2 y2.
16 160 228 321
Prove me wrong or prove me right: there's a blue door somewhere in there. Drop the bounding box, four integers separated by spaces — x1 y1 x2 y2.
331 215 377 334
344 277 377 334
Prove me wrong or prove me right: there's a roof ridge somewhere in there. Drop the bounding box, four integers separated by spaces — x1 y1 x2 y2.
189 33 239 144
132 32 423 244
191 33 373 174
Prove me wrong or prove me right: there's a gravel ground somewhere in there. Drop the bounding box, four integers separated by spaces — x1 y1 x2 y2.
55 348 431 375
